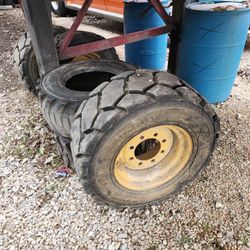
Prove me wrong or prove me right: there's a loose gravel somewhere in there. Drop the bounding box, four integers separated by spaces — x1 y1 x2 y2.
0 8 250 250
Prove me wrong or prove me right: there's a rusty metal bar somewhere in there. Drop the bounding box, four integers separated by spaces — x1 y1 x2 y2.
59 0 94 56
148 0 173 30
59 26 169 61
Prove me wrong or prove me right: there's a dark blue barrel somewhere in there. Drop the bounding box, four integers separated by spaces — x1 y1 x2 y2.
176 2 250 103
124 1 168 70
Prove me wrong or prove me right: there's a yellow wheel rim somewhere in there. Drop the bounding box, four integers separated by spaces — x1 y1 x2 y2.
72 53 102 62
114 125 193 191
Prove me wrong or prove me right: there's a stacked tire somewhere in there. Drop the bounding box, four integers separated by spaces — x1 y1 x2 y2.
39 60 137 168
13 27 132 169
13 29 220 207
13 27 119 95
40 65 219 207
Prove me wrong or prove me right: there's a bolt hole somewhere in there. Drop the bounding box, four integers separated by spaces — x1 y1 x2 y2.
129 157 134 161
162 139 166 143
130 146 134 150
151 159 155 162
161 150 165 153
140 136 144 140
138 162 143 165
154 133 158 137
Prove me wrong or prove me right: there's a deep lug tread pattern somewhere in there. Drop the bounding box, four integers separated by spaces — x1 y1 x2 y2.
89 81 109 98
13 31 37 94
99 80 125 109
71 70 220 207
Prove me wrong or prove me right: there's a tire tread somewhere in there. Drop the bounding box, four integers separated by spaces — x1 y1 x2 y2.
71 70 220 206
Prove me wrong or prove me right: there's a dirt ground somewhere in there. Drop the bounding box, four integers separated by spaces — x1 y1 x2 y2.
0 8 250 250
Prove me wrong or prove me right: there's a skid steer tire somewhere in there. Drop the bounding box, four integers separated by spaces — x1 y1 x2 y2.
39 60 137 139
12 26 66 95
71 70 220 207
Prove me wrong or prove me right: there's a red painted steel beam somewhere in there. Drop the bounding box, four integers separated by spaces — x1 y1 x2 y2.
59 26 169 61
148 0 173 29
59 0 94 56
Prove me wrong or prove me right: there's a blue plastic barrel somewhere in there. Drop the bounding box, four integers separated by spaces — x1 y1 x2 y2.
124 2 168 70
176 2 250 103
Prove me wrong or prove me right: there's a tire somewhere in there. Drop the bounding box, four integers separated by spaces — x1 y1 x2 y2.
71 70 220 207
54 135 73 168
39 59 137 139
13 29 118 95
55 30 119 63
12 26 67 95
51 1 76 17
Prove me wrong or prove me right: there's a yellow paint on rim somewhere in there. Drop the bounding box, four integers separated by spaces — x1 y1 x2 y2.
114 125 193 191
72 53 102 62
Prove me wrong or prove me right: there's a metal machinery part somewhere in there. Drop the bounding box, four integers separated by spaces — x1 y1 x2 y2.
21 0 185 76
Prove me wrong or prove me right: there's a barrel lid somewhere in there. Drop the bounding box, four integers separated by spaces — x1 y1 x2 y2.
187 2 247 11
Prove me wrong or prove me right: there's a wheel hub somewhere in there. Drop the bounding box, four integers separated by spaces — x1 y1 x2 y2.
114 125 193 191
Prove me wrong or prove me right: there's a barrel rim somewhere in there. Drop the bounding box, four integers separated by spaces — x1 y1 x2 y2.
186 2 250 14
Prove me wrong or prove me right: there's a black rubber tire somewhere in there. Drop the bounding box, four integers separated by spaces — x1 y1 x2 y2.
12 26 67 95
55 30 119 63
13 29 119 95
39 59 137 139
54 135 73 169
71 70 220 207
51 1 76 17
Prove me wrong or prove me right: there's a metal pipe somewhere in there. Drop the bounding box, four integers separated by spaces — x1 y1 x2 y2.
59 26 169 60
148 0 173 30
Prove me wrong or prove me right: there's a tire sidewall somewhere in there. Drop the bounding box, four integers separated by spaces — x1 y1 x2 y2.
42 60 136 102
85 101 215 206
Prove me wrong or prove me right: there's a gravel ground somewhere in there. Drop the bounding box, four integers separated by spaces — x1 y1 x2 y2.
0 8 250 250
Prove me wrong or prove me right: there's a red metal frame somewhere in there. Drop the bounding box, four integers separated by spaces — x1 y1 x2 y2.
59 0 173 61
